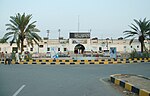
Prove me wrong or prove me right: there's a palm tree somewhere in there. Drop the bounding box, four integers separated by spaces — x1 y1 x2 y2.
123 18 150 52
3 13 42 53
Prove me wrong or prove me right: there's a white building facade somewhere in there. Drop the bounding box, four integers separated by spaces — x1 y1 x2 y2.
0 32 149 54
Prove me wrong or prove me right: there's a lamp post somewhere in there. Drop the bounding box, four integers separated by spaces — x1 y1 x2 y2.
47 30 50 52
106 38 109 50
148 39 150 52
58 29 60 43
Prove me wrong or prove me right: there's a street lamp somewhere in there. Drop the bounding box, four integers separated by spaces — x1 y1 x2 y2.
47 30 50 52
58 29 60 43
106 38 109 50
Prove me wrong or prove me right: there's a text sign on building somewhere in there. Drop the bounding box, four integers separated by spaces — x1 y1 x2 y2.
72 39 87 44
69 33 90 39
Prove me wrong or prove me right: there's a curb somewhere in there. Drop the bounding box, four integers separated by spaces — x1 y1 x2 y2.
110 74 150 96
0 58 150 65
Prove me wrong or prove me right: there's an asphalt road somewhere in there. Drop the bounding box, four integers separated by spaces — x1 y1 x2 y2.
0 63 150 96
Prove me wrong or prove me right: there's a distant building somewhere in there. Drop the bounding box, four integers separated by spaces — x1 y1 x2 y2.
0 32 149 54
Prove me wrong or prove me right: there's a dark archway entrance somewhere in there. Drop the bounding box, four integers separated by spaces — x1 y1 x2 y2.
74 44 85 54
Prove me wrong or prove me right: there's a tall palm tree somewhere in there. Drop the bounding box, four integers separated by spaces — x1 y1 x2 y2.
3 13 42 53
123 18 150 52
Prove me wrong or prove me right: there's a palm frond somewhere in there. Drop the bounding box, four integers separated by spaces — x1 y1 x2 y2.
4 32 15 38
129 37 136 45
130 23 139 32
134 19 140 28
0 36 10 43
6 25 18 31
10 33 18 46
30 32 42 41
124 35 135 39
30 28 40 32
123 30 138 36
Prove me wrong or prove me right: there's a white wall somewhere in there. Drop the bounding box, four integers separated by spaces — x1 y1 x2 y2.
0 39 149 54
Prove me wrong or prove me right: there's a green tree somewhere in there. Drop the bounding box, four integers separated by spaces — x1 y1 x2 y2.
123 18 150 52
3 13 42 53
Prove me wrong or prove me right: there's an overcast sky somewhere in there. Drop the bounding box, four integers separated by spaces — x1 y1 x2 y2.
0 0 150 39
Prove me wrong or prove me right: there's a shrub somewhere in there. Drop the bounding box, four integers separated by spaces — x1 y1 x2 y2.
130 49 150 59
24 52 32 60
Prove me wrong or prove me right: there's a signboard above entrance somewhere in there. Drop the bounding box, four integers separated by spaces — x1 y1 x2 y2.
69 32 90 39
72 39 87 44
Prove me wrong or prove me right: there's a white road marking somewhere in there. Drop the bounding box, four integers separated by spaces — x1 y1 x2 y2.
12 85 26 96
99 78 109 85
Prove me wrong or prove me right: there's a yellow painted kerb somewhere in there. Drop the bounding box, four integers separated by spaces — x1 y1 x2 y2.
139 89 150 96
125 83 132 91
115 79 120 85
104 61 108 64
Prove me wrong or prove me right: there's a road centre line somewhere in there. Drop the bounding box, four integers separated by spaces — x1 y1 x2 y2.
12 85 26 96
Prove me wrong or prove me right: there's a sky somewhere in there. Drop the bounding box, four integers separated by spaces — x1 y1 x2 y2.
0 0 150 39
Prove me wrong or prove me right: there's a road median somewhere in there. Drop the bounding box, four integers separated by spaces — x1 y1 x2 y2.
110 74 150 96
0 58 150 65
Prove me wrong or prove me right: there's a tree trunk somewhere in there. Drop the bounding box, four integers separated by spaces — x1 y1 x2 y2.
21 39 24 54
141 41 144 53
139 36 145 53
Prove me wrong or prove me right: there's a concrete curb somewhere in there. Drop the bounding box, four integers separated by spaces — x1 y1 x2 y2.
0 58 150 65
110 74 150 96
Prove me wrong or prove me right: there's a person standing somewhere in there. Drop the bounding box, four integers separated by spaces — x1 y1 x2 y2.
91 50 94 57
15 51 20 63
20 51 25 61
8 52 12 65
96 52 99 60
1 52 5 62
5 51 9 65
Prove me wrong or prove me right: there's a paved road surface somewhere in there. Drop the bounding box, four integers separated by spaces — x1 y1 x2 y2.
0 63 150 96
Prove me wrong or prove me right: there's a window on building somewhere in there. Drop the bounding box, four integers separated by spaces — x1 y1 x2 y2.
124 46 126 48
0 47 1 51
12 47 18 53
44 42 47 44
99 47 102 51
137 46 139 48
47 47 50 51
64 48 67 51
39 45 43 48
24 45 27 47
30 48 33 51
131 46 132 48
58 48 60 51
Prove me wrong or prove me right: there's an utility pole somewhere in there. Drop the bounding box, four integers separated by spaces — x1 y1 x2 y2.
89 29 91 38
90 29 92 44
78 15 80 33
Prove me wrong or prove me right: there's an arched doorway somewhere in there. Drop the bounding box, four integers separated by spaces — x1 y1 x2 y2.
74 44 85 54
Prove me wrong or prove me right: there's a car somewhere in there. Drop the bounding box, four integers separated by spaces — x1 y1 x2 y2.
45 52 51 58
32 52 39 58
117 52 121 57
103 50 110 57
